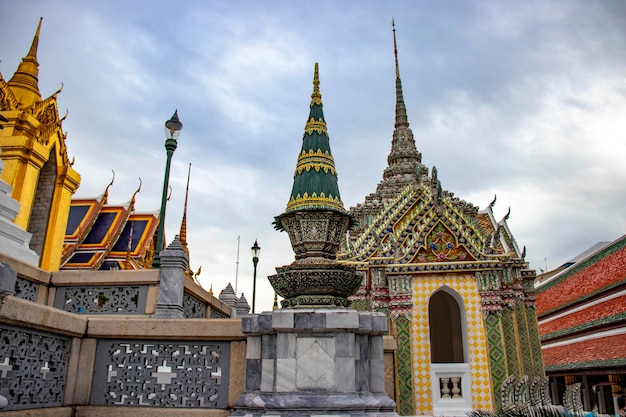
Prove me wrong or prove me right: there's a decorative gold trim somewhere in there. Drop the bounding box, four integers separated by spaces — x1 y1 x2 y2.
286 193 345 212
294 149 336 176
304 118 328 136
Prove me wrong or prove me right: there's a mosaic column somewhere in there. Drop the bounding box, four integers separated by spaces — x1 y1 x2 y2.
514 297 533 377
477 271 507 410
391 315 415 416
483 310 506 410
522 269 545 377
500 279 522 380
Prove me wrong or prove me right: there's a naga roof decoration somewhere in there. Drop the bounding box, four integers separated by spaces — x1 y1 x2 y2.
285 62 345 214
61 180 158 270
340 21 525 273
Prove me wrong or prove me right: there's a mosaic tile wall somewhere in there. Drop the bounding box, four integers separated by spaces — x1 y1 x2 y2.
393 316 415 416
410 273 494 414
525 306 545 377
484 312 506 410
501 307 521 376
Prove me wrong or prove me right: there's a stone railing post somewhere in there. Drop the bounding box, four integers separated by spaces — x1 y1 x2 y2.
0 262 14 409
0 262 16 307
152 235 188 318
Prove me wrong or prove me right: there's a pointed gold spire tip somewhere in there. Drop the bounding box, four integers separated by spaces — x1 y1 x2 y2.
310 62 322 106
27 17 43 59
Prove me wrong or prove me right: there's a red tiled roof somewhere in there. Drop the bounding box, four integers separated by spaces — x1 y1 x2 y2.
476 212 494 236
542 332 626 368
539 293 626 337
536 246 626 316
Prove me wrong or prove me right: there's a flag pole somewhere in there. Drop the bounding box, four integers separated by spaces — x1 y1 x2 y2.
235 234 240 294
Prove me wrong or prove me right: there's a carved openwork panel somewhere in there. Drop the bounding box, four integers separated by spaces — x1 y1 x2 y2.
91 340 230 408
183 293 207 318
14 277 39 302
0 324 70 410
54 286 148 314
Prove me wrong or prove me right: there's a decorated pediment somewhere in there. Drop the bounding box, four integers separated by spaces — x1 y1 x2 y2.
411 221 476 263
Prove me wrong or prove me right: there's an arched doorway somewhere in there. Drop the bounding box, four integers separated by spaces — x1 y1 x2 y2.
428 286 473 415
429 288 464 363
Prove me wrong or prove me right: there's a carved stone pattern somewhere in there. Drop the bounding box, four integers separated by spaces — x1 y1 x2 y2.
38 104 56 125
210 309 228 319
92 340 229 408
563 382 584 413
0 324 70 410
14 277 39 302
62 286 140 313
183 293 206 318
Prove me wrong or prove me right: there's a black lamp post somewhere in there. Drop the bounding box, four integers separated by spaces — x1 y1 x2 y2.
152 110 183 268
251 239 260 313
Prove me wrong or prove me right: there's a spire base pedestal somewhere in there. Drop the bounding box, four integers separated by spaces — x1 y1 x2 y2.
230 309 397 417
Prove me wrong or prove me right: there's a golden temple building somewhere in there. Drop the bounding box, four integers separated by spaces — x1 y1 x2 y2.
0 18 81 271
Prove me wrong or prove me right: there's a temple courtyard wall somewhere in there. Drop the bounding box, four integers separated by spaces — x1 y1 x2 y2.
0 252 397 416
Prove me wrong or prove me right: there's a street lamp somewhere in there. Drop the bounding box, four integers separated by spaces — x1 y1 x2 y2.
152 110 183 268
251 239 260 313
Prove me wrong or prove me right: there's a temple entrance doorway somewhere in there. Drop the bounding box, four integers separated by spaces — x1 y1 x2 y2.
428 286 473 416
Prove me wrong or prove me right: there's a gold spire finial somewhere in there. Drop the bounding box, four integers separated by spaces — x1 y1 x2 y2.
28 17 43 59
7 17 43 107
310 62 322 107
179 163 191 253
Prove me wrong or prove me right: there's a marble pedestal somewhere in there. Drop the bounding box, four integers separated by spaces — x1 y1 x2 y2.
230 308 397 417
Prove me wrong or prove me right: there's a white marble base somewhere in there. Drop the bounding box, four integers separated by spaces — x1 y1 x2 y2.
0 178 38 266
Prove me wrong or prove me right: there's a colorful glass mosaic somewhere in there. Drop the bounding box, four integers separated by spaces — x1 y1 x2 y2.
484 312 507 410
393 316 415 415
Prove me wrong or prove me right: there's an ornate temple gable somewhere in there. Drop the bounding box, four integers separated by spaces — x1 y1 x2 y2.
60 201 127 270
411 221 476 263
62 176 114 263
342 177 490 268
475 197 522 258
62 180 158 270
341 183 419 261
62 196 106 263
498 212 522 258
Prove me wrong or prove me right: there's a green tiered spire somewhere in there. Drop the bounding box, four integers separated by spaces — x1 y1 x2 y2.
286 62 344 213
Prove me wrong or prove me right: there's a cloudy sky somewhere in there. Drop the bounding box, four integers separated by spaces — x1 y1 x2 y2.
1 1 625 311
